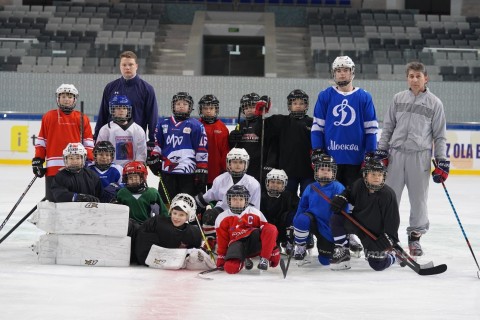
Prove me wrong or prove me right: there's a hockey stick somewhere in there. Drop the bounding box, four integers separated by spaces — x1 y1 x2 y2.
196 266 223 280
0 176 37 232
234 106 242 148
311 185 447 276
193 212 216 262
157 173 171 206
0 197 46 245
280 228 295 278
432 159 480 279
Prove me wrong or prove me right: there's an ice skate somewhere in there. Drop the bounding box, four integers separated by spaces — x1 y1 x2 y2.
245 258 253 270
408 231 423 256
294 244 307 261
330 245 351 270
257 257 269 271
348 234 363 258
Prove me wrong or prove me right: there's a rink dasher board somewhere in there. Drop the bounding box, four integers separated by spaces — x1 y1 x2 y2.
34 234 131 267
29 201 129 237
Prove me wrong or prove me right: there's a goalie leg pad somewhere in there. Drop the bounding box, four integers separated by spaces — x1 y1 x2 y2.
185 248 216 270
145 245 188 269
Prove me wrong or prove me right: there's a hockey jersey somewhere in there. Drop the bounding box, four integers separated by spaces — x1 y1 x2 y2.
35 109 94 177
153 116 208 175
200 118 230 184
88 164 123 188
295 180 345 241
116 187 169 223
202 172 261 211
311 86 378 165
50 168 103 202
96 120 147 167
215 206 269 258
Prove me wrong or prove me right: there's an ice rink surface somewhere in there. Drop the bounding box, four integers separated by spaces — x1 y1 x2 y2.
1 165 479 320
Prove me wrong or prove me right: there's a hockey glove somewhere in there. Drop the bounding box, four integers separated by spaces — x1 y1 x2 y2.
147 154 162 176
373 233 395 252
254 96 271 116
269 246 281 267
146 141 156 160
194 168 208 194
374 149 389 167
202 207 224 226
330 194 348 214
432 159 450 183
229 129 243 146
32 157 46 178
74 193 100 203
101 183 120 203
216 255 225 268
310 148 326 164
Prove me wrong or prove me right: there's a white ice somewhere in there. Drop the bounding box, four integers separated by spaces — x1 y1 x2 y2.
1 165 479 320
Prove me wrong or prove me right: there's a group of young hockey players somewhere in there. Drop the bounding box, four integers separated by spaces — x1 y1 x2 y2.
31 51 450 275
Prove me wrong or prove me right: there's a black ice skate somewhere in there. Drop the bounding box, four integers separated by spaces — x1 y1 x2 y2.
349 234 363 258
257 257 269 271
330 245 351 270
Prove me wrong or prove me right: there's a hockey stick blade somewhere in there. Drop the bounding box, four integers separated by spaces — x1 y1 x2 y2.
418 264 447 276
196 267 223 280
280 259 287 278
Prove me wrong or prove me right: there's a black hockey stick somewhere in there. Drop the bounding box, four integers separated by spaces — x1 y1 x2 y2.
311 185 447 276
196 266 224 280
0 197 45 245
432 159 480 279
280 228 295 278
0 176 37 232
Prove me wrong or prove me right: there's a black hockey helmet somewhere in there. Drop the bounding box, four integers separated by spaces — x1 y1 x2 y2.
361 159 387 191
172 92 194 121
313 154 337 183
198 94 219 124
287 89 309 119
240 92 260 120
226 185 250 214
93 141 115 171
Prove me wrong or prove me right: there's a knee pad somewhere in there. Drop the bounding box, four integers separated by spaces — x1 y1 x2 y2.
224 259 244 274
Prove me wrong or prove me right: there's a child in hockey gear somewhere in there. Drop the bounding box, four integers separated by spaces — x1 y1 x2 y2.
34 84 94 201
96 95 147 167
89 141 123 202
198 94 230 190
228 92 264 179
51 143 102 203
129 193 203 265
292 154 345 265
195 148 261 244
215 185 280 274
377 61 448 257
311 56 378 189
260 169 299 252
116 161 168 223
330 159 400 271
95 51 158 143
149 92 209 202
263 89 314 196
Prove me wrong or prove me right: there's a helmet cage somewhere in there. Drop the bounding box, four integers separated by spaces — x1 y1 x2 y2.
122 161 148 193
169 193 197 222
265 169 288 198
362 160 387 192
198 95 219 124
287 89 309 119
240 93 260 120
313 155 337 183
93 141 115 171
226 185 250 214
172 92 194 120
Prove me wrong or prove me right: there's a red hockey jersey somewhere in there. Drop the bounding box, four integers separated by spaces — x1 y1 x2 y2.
35 108 94 177
200 119 230 184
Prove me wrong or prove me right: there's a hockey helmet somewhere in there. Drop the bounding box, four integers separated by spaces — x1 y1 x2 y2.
198 94 220 124
63 142 86 172
287 89 309 119
240 93 260 120
169 193 197 222
313 154 337 183
362 159 387 191
122 161 148 193
56 84 79 114
226 148 250 177
172 92 194 121
265 169 288 198
331 56 355 87
109 95 132 122
93 141 115 171
226 185 250 214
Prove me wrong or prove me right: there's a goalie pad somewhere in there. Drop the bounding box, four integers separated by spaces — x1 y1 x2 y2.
29 201 129 237
145 246 216 270
33 234 131 267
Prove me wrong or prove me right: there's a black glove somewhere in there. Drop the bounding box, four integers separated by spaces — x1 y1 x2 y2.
330 194 348 214
202 207 224 226
194 168 208 193
229 129 243 145
373 233 395 252
147 153 162 176
74 193 100 202
374 149 389 167
32 157 46 178
311 149 326 164
432 159 450 183
101 183 119 203
146 141 156 160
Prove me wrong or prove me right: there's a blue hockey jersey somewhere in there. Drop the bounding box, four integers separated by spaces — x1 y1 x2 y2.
311 86 378 165
153 116 208 174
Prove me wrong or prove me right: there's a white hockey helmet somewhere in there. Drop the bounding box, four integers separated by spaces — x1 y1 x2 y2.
265 169 288 197
169 193 197 222
226 148 250 177
331 56 355 87
63 142 86 172
56 84 79 114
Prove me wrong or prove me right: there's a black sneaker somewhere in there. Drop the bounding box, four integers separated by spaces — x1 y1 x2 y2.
408 231 423 256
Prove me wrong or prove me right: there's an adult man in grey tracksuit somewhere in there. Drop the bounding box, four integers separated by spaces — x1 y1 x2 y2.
375 61 449 256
